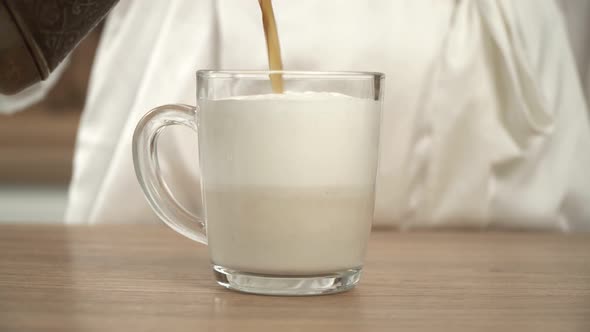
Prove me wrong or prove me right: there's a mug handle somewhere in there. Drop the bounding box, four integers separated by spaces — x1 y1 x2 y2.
132 104 207 244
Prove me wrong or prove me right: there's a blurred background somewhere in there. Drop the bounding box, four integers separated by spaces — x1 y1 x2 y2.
0 27 102 223
0 0 588 224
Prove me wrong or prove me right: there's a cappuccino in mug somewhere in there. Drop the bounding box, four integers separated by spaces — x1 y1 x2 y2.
199 92 381 275
133 0 384 295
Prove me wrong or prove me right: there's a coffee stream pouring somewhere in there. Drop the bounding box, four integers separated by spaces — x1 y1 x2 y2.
258 0 284 93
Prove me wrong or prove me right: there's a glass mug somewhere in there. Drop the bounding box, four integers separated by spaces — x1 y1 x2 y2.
132 70 384 295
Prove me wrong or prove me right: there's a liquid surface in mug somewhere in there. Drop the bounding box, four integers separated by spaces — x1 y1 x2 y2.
198 92 380 275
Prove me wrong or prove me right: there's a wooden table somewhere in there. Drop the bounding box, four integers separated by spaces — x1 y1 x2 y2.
1 225 589 331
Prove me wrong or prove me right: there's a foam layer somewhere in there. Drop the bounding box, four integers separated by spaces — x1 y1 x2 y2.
220 91 359 101
198 92 380 188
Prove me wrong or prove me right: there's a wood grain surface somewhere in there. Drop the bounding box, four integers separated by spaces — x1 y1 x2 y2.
0 225 589 332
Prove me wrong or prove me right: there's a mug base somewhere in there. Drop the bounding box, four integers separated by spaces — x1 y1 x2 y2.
212 265 362 296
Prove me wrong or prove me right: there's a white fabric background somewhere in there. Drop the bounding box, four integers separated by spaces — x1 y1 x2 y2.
2 0 589 230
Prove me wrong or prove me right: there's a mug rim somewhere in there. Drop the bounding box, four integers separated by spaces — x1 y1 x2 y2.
197 70 385 80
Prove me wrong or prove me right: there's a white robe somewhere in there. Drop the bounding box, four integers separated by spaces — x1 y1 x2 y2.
5 0 590 230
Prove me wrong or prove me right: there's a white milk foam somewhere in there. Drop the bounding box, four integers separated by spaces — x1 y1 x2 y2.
199 92 380 188
198 92 380 274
